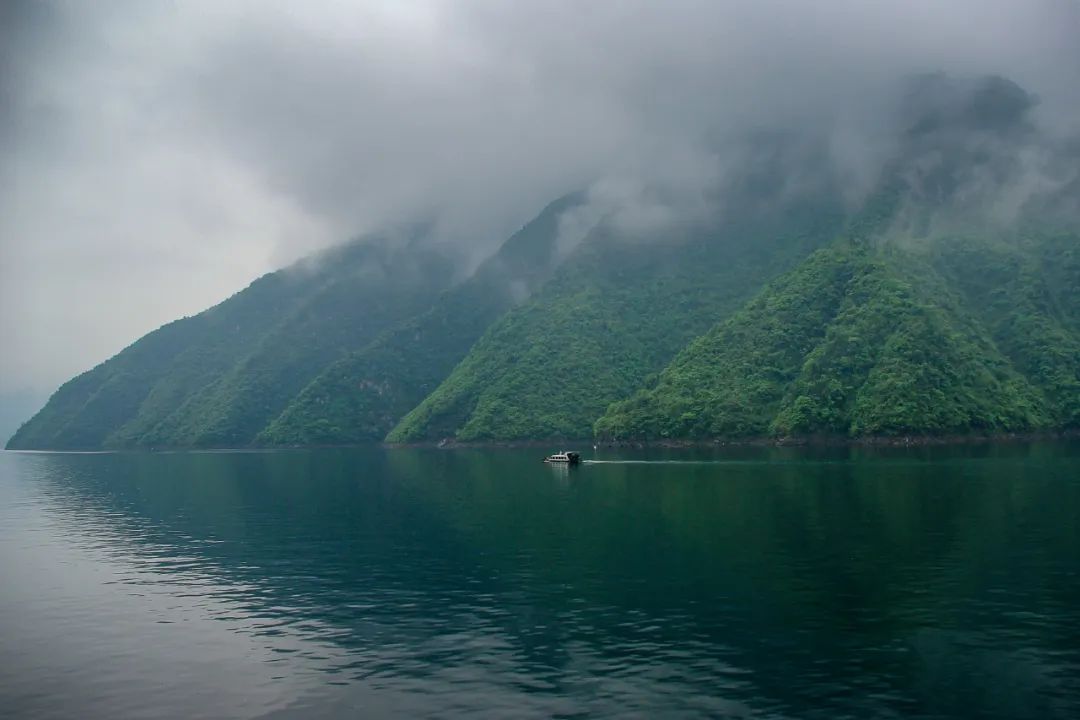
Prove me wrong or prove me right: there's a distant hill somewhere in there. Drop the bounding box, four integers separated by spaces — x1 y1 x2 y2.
7 237 458 449
0 390 46 445
9 73 1080 450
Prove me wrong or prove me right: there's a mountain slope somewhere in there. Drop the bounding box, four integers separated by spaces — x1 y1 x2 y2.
929 233 1080 427
10 73 1077 449
389 171 847 442
592 74 1079 442
7 238 457 449
256 194 582 445
594 237 1075 440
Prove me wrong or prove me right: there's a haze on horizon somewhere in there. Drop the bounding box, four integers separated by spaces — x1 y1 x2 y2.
2 0 1079 403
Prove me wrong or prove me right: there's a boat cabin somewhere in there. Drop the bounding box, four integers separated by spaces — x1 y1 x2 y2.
543 451 581 465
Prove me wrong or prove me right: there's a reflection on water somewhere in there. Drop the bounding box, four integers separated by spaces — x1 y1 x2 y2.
1 444 1079 719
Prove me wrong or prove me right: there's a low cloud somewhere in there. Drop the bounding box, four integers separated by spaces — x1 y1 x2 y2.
3 0 1079 394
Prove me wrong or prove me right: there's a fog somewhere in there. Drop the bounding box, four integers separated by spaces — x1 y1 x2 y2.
2 0 1078 396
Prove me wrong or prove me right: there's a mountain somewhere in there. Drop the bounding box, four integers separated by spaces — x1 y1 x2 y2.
594 76 1080 442
8 74 1079 450
594 234 1077 441
256 194 582 445
929 232 1080 427
0 389 46 445
393 74 1079 444
386 132 854 443
7 237 458 449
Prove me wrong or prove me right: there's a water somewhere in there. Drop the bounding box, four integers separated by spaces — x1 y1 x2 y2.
1 443 1078 719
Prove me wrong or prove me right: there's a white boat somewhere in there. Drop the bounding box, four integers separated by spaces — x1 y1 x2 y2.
543 451 581 465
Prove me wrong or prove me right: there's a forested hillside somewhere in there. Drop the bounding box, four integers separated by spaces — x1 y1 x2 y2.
8 74 1079 450
256 194 582 445
594 235 1078 440
591 74 1080 443
387 138 848 442
7 238 457 449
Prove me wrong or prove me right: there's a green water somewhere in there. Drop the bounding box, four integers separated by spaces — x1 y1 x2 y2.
1 443 1078 718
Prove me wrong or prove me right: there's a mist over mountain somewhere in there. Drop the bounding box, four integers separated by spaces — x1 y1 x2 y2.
259 194 582 446
4 0 1080 448
8 233 460 449
8 68 1079 449
4 0 1080 399
391 74 1080 444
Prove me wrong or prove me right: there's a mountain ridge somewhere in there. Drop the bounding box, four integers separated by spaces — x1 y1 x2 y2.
8 74 1079 450
255 193 583 445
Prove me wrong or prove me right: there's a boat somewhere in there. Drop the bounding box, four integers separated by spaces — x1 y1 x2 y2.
543 451 581 465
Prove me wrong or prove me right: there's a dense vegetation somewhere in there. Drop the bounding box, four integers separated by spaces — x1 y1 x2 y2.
7 239 458 449
929 233 1080 427
8 74 1079 450
256 195 581 445
595 236 1076 440
388 169 846 442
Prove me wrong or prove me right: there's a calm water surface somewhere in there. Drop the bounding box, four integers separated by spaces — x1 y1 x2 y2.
1 444 1078 719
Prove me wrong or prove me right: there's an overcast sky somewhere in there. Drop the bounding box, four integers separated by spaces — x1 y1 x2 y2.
2 0 1078 398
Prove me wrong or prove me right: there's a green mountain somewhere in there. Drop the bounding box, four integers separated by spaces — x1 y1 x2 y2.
387 141 848 442
594 234 1077 441
0 389 45 445
8 74 1079 450
256 194 581 445
391 75 1079 444
7 237 458 449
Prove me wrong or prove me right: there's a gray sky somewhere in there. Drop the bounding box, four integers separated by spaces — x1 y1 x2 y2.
3 0 1079 397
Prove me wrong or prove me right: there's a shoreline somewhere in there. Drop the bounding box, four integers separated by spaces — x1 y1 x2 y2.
387 428 1080 450
7 429 1078 453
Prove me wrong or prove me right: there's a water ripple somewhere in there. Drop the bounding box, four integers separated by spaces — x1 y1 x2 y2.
2 445 1079 719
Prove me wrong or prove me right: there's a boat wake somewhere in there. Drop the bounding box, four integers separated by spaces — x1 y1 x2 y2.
581 459 738 465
